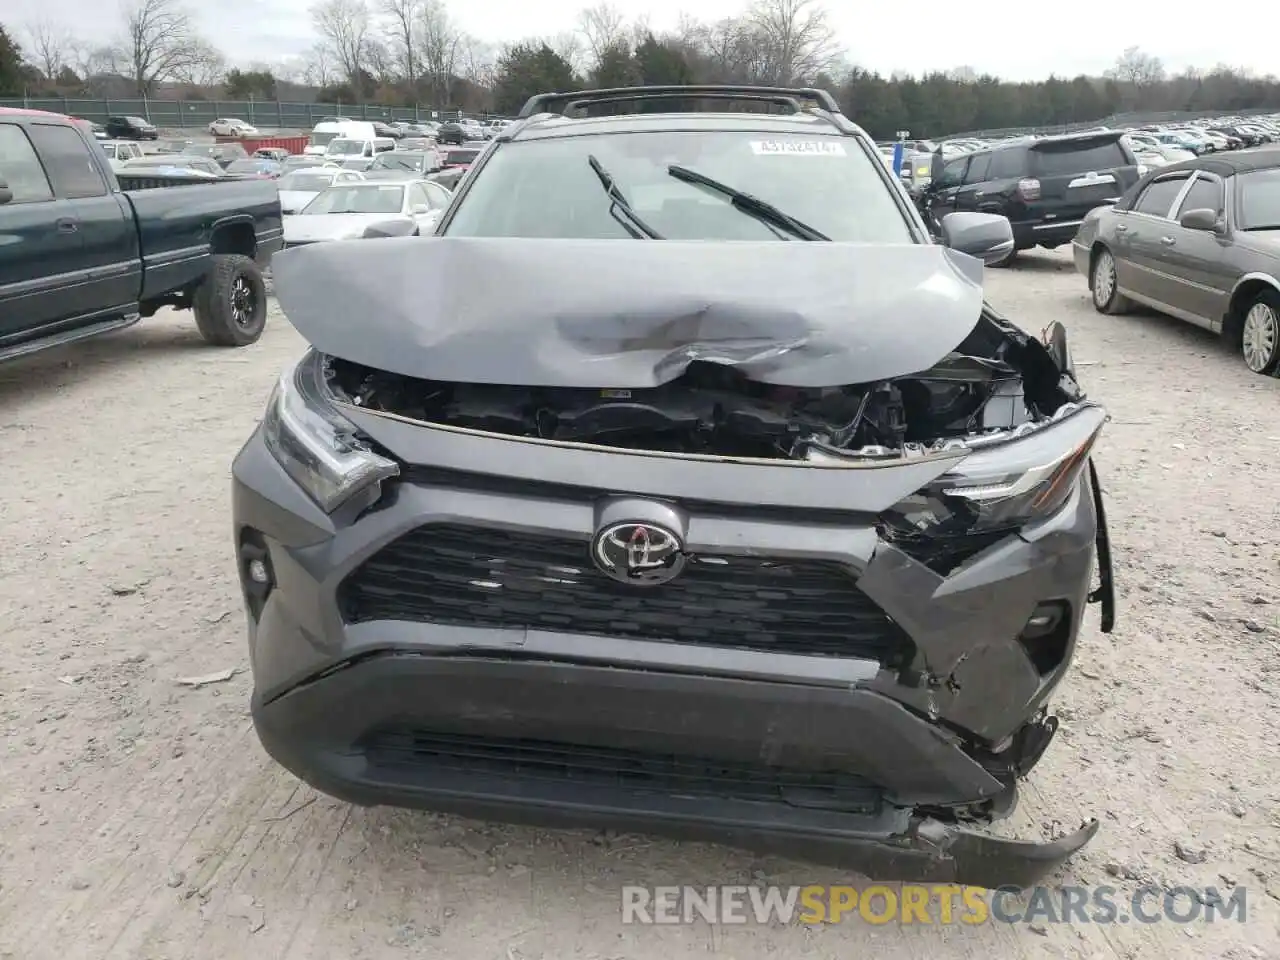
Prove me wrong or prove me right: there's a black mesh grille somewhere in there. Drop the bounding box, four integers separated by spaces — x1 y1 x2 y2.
341 523 914 662
881 527 1016 576
362 729 882 812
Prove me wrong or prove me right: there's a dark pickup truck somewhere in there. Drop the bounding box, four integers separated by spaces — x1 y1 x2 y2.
0 108 283 362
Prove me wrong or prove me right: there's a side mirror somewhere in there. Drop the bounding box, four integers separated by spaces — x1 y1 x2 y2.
410 203 430 215
939 211 1015 266
0 177 12 205
1179 208 1224 234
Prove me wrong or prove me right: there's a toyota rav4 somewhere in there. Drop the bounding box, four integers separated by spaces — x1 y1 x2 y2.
233 85 1116 887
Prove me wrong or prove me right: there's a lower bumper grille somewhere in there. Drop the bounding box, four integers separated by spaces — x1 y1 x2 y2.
362 729 882 812
341 523 914 662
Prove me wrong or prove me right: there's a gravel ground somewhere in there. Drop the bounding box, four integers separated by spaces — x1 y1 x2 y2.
1 248 1278 959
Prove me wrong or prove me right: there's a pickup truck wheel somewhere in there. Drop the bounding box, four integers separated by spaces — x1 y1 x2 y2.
194 254 267 347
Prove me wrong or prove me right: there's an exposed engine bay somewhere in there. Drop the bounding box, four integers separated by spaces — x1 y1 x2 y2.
327 311 1084 462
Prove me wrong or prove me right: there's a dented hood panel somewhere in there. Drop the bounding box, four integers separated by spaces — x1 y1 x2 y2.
271 236 987 387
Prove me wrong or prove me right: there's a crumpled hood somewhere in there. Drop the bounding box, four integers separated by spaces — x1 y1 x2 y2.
271 236 987 387
283 212 407 243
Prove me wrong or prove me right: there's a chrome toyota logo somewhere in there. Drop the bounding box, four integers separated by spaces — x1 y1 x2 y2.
591 521 687 586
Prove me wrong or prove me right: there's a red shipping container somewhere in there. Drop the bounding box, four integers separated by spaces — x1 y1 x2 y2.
214 135 310 155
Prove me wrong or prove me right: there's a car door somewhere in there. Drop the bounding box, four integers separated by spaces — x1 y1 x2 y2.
954 153 992 214
1160 171 1235 329
422 181 453 230
25 121 139 319
0 121 85 343
928 155 969 222
1117 171 1194 304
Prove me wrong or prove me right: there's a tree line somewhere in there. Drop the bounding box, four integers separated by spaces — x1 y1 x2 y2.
3 1 1280 140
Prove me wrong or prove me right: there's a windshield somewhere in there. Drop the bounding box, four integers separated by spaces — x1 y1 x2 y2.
1237 168 1280 229
442 131 913 242
372 152 427 171
226 160 263 173
279 173 335 191
443 149 480 165
327 139 365 156
303 184 404 215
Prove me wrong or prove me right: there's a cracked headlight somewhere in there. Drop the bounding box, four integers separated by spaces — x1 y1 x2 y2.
884 404 1107 536
262 351 399 512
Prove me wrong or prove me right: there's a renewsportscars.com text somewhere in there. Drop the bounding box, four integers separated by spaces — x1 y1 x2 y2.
621 884 1248 926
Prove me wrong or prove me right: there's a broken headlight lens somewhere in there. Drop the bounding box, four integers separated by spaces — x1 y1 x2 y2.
884 404 1107 536
262 350 399 513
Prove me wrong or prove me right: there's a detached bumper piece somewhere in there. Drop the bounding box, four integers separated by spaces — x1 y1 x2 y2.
254 654 1097 889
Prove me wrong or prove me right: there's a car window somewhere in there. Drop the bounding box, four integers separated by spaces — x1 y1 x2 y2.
935 156 967 188
988 148 1026 179
1134 175 1190 217
1176 175 1223 217
1235 168 1280 230
1031 139 1127 176
443 131 915 243
304 184 405 215
425 182 451 208
26 123 108 199
963 154 991 184
0 123 55 203
407 183 430 210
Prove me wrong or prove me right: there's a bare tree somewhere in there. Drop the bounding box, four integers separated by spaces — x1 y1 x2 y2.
746 0 840 85
310 0 371 85
364 37 397 85
118 0 214 94
168 38 225 87
416 0 460 105
69 41 122 83
302 42 335 87
1106 46 1165 87
547 30 585 74
458 35 495 89
576 2 625 68
25 20 74 81
380 0 421 90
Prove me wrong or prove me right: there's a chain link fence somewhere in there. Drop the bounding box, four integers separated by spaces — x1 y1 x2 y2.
0 97 490 129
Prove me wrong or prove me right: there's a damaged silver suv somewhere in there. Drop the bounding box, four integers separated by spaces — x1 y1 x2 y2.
234 86 1117 887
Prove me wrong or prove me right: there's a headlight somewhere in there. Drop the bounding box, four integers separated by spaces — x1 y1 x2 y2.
261 351 399 513
882 404 1106 537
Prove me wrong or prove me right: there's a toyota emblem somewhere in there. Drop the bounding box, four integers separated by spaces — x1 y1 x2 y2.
591 521 687 586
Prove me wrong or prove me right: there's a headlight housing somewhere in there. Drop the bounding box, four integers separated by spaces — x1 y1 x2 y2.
261 350 399 513
882 404 1106 539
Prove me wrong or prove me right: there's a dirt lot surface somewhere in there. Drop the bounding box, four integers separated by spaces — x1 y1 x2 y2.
1 248 1278 959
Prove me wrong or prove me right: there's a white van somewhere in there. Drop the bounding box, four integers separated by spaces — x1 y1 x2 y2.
325 136 396 160
304 120 379 156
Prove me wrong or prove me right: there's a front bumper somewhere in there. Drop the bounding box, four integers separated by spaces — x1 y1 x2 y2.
233 418 1106 885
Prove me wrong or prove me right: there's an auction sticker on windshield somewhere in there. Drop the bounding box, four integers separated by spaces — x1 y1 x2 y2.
751 140 847 156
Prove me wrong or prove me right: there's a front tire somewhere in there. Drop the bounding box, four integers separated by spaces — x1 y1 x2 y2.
193 254 268 347
1091 247 1132 314
1241 291 1280 375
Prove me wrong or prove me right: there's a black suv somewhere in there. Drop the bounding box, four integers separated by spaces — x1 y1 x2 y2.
926 132 1141 265
104 115 158 140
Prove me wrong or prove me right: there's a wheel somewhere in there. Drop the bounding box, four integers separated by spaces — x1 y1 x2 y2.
193 254 268 347
1240 291 1280 375
1090 247 1132 314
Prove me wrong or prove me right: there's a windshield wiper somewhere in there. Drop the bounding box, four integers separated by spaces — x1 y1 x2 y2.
667 164 831 241
587 155 664 239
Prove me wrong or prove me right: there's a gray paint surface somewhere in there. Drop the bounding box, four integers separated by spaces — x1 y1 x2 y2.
271 236 987 387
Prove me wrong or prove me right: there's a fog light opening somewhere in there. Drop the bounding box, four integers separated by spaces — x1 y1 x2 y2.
238 529 275 620
1018 601 1071 675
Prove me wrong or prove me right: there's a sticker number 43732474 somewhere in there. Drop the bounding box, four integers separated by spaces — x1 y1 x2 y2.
750 140 847 156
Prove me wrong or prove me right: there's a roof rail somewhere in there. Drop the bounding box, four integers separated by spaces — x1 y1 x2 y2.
518 85 843 119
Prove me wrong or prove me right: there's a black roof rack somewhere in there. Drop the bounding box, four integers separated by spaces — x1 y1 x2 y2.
518 85 843 119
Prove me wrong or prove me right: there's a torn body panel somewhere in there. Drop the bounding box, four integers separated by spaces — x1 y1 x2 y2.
245 235 1116 885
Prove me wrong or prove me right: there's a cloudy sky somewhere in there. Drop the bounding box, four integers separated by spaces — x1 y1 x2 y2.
10 0 1278 81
